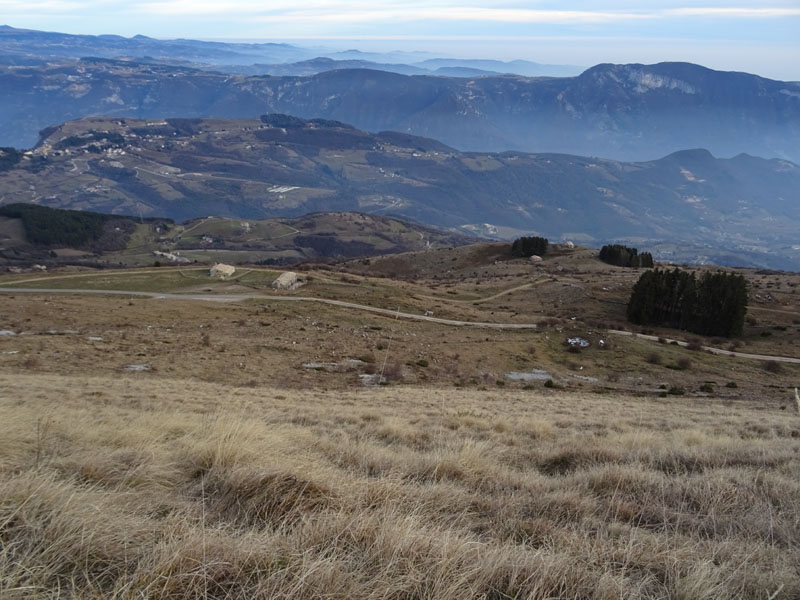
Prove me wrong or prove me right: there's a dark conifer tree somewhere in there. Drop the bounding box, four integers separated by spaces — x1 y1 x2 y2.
627 268 747 337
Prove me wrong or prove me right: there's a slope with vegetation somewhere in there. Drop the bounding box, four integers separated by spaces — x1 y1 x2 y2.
0 206 473 268
0 203 158 251
1 372 797 599
1 239 799 598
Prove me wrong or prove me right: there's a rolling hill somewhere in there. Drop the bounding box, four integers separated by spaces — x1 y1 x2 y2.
0 202 473 267
0 115 798 269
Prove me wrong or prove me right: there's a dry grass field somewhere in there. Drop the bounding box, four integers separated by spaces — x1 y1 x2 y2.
1 373 799 599
2 249 800 598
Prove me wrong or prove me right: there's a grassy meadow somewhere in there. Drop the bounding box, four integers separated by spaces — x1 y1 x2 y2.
1 372 799 599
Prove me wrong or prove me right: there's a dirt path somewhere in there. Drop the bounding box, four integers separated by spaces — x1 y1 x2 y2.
0 287 541 329
2 286 799 363
608 330 800 364
417 278 548 305
0 267 210 286
747 305 800 317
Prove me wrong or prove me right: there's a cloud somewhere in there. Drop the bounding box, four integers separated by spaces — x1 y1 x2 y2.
4 1 799 23
0 0 88 12
253 8 652 24
127 2 800 23
665 8 800 17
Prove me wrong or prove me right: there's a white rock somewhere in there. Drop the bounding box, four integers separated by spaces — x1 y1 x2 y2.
210 263 236 279
273 271 299 290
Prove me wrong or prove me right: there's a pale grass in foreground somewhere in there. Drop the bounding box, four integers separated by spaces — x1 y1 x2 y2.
1 373 798 599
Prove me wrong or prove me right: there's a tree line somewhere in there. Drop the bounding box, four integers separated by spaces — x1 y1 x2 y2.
627 268 748 337
0 203 167 250
511 236 548 258
599 244 653 268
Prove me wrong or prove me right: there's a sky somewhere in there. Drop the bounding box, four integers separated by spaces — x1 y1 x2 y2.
1 1 799 79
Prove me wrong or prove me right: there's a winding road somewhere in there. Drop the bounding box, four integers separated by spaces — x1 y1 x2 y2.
0 286 798 363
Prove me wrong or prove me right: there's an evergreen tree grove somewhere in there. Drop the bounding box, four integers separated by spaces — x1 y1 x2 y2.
599 244 654 268
627 268 747 337
511 236 548 257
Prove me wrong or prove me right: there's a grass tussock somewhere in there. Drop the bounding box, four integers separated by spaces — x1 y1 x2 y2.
1 372 799 599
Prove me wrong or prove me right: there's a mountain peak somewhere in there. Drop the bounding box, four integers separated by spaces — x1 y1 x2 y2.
663 148 716 162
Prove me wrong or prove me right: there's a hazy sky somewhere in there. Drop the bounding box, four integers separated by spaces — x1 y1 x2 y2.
1 1 799 79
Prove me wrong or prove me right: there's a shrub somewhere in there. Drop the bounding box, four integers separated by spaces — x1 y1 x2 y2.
686 338 703 351
544 379 555 388
699 383 714 393
415 359 429 368
764 360 782 374
645 353 662 365
676 358 692 371
725 381 738 388
667 386 685 395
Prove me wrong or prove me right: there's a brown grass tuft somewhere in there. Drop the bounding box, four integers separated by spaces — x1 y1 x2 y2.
1 372 799 599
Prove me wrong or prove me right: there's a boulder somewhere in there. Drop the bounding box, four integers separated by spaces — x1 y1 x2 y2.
273 271 299 290
210 263 236 279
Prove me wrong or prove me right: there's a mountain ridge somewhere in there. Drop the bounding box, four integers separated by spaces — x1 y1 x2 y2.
0 55 797 162
1 115 798 269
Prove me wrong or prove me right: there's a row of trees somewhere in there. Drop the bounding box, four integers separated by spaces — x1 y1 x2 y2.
627 268 748 337
599 244 654 268
0 203 109 247
511 236 548 258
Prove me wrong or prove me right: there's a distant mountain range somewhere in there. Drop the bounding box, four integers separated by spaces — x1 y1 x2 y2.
0 25 579 78
1 115 798 269
0 46 797 162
